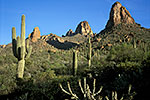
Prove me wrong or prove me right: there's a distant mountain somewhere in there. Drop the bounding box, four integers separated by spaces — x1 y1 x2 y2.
1 2 150 51
28 21 94 50
94 2 150 50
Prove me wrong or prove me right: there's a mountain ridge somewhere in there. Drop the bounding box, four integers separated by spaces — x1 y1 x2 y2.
1 2 150 50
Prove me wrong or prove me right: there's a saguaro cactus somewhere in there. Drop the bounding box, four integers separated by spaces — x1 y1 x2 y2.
12 15 32 79
133 36 136 49
73 50 78 76
87 36 92 67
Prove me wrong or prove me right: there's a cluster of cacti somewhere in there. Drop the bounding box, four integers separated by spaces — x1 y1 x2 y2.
12 15 32 79
105 84 136 100
60 79 135 100
87 36 92 67
73 50 78 76
59 78 103 100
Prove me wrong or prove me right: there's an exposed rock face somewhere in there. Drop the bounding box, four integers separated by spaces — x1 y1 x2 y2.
0 45 6 48
75 21 93 35
41 33 64 43
106 2 135 28
66 29 74 36
29 27 41 42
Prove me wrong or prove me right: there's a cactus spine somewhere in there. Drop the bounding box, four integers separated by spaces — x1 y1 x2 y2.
87 36 92 67
73 50 78 76
12 15 32 79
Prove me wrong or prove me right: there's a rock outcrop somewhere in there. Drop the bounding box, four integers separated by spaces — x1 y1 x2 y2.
66 29 74 36
106 2 135 28
29 27 41 42
0 45 6 48
41 33 64 43
75 21 93 36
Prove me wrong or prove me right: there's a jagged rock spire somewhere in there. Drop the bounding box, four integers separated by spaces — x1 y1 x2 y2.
66 29 74 36
29 27 41 42
75 21 93 35
106 2 135 28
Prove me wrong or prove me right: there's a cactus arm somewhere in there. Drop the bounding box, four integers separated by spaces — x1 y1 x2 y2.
26 38 29 49
16 36 21 59
25 46 32 59
25 38 32 59
12 27 17 57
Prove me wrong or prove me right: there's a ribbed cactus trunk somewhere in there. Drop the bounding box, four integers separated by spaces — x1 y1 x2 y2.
73 50 78 76
12 15 32 79
18 15 25 78
87 37 92 67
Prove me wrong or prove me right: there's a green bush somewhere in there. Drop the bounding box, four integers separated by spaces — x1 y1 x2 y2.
107 43 144 67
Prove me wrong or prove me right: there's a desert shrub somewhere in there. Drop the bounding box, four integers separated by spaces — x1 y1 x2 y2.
33 69 56 83
3 76 79 100
0 64 17 95
107 43 144 66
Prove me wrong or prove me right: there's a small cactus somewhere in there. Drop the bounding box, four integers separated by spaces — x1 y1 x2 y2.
73 50 78 76
133 37 136 48
12 15 32 79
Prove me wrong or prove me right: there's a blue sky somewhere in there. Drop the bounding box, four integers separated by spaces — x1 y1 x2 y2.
0 0 150 45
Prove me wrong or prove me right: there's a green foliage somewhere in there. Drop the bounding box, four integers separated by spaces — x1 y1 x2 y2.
0 64 17 95
107 43 144 64
34 69 56 82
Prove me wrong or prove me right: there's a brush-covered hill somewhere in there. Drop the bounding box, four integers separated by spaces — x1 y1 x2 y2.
93 2 150 50
0 1 150 100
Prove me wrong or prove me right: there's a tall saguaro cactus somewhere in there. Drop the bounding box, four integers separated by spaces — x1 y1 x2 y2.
73 50 78 76
87 36 92 67
12 15 32 79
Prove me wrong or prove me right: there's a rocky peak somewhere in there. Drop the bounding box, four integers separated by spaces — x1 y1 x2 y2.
106 2 135 28
75 21 93 36
29 27 41 42
66 29 74 36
